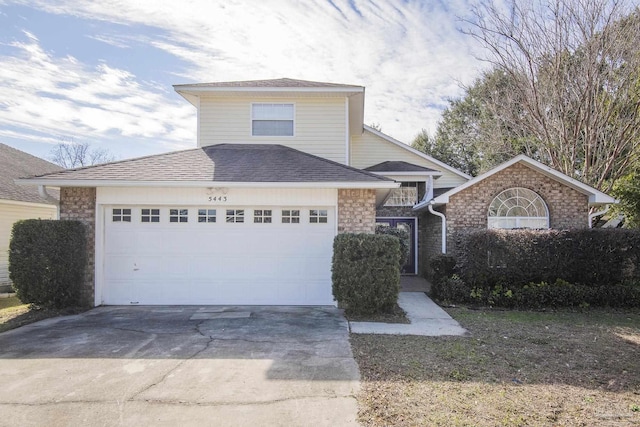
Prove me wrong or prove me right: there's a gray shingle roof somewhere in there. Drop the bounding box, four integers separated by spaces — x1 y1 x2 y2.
365 161 439 173
174 78 363 89
32 144 392 184
0 143 61 204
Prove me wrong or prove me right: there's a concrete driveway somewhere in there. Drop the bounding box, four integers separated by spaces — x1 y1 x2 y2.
0 305 360 426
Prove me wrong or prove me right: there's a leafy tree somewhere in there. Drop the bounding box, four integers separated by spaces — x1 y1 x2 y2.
612 168 640 228
461 0 640 192
50 139 115 169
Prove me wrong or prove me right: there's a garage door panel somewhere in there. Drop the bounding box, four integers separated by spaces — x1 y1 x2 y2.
102 205 336 305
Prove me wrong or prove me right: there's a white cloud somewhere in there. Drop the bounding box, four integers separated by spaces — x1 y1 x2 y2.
0 32 196 151
8 0 486 144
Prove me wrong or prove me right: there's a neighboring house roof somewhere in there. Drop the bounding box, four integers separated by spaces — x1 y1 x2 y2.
362 125 472 181
174 78 363 90
415 154 616 210
365 161 439 173
21 144 397 189
0 143 61 205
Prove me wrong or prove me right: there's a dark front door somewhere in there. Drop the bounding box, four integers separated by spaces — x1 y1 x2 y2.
376 218 417 275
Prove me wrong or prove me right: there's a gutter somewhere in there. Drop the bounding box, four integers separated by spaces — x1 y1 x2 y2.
427 203 447 254
588 204 610 228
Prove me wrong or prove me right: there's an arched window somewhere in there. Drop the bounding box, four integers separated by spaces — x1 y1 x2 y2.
487 188 549 229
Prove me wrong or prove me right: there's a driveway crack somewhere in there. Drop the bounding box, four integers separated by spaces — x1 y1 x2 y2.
128 321 214 401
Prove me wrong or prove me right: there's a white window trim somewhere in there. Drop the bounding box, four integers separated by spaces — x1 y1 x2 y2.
141 208 161 223
385 182 418 207
487 187 550 229
112 208 132 223
226 209 245 223
281 209 301 224
169 208 189 223
309 209 328 224
197 208 217 223
250 102 295 137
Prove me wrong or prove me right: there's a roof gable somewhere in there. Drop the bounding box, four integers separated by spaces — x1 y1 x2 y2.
0 143 61 204
427 154 615 206
361 126 471 180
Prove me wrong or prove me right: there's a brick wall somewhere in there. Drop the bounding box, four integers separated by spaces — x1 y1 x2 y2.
59 187 96 306
337 189 376 233
446 162 589 252
419 207 445 278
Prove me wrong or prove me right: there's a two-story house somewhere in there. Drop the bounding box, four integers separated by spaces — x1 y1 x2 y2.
20 78 615 307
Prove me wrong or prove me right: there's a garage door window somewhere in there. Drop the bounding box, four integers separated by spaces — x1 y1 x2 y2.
198 209 216 223
254 209 272 223
112 208 131 222
226 209 245 223
309 209 328 224
169 208 189 223
282 209 300 224
141 208 160 223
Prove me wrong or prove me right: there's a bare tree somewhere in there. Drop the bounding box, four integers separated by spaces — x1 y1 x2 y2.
50 139 115 169
463 0 640 192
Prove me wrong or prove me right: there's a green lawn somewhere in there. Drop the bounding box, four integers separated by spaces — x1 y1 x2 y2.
351 307 640 426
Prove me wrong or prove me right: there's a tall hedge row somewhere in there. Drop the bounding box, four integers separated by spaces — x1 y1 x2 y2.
332 233 401 315
9 219 87 308
375 225 410 269
454 228 640 287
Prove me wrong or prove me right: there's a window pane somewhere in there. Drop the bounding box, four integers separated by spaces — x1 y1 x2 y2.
252 120 293 136
253 103 293 120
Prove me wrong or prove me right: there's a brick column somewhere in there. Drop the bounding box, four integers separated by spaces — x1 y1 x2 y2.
59 187 96 306
337 189 376 233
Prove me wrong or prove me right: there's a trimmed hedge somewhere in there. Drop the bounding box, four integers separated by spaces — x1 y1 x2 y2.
375 224 410 268
431 276 640 309
9 219 87 308
332 233 401 315
454 228 640 287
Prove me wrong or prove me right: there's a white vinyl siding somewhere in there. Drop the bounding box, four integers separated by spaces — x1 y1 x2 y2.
199 96 347 163
0 202 57 285
350 130 468 188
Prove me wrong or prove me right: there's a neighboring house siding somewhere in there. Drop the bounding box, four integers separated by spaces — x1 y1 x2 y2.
350 130 467 188
445 162 589 253
60 187 96 306
199 96 347 163
0 202 57 287
337 189 376 233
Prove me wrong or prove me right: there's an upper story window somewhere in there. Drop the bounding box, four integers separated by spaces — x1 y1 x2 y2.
384 182 418 206
487 187 549 229
252 103 294 136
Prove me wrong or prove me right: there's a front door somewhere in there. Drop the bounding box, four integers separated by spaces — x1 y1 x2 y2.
376 218 417 275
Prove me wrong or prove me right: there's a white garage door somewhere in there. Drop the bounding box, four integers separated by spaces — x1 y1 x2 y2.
102 205 335 305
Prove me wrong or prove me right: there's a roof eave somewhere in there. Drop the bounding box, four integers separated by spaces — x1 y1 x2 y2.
16 178 399 190
368 171 442 177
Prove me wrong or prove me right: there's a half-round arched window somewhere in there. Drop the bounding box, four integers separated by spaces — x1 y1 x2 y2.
487 187 549 229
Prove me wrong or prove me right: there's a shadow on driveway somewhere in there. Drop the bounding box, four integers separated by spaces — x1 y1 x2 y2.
0 305 360 426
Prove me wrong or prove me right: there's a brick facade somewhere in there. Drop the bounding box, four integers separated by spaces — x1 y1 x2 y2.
337 189 376 233
445 162 589 252
419 207 445 278
59 187 96 306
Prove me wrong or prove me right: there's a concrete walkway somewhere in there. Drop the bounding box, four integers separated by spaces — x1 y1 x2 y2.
349 292 468 336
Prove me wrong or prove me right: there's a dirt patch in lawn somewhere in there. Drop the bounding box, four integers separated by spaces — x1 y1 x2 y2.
0 296 86 333
351 307 640 426
345 303 409 324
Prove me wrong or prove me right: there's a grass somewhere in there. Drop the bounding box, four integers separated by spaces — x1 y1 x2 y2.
0 295 85 333
351 307 640 426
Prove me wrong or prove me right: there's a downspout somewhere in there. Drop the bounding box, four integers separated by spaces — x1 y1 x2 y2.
588 204 610 228
38 185 58 205
428 203 447 254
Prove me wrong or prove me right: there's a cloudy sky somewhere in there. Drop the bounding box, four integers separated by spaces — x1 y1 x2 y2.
0 0 487 162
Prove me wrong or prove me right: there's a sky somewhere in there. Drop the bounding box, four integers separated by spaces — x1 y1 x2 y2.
0 0 487 163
